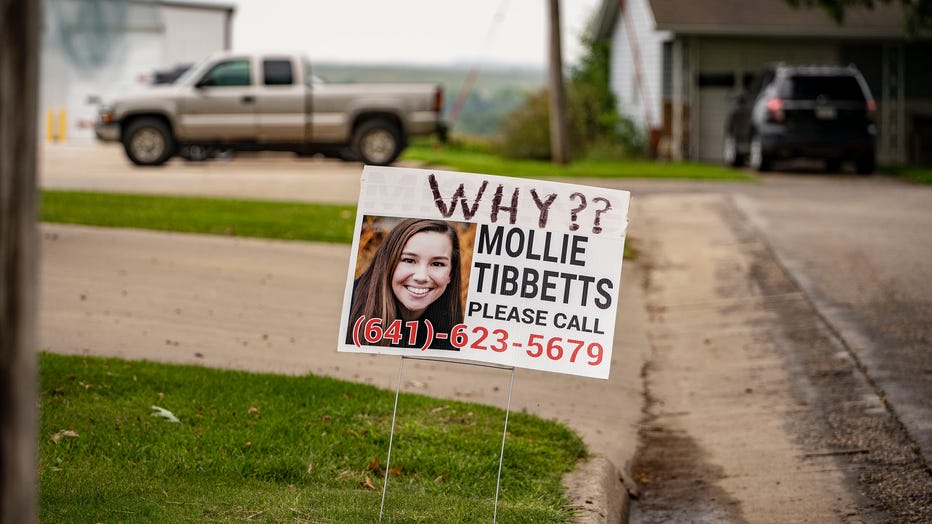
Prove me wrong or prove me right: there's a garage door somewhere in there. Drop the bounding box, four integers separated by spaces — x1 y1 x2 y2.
697 73 736 162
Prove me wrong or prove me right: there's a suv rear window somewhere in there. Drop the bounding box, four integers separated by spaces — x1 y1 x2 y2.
780 75 866 101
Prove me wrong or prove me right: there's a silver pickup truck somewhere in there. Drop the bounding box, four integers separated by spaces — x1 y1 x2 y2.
95 51 445 166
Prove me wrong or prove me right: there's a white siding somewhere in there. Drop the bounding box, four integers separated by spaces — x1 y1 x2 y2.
608 0 667 131
40 0 231 141
161 5 229 65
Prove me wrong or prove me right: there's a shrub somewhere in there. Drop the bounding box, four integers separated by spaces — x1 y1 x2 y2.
498 31 644 161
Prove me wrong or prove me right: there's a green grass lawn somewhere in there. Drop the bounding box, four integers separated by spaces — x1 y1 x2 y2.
41 191 357 244
402 141 757 181
40 353 585 523
881 165 932 184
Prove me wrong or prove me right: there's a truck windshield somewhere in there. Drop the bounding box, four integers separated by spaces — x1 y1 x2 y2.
174 56 210 85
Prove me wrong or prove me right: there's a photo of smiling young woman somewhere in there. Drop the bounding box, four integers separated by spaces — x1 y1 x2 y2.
347 217 474 350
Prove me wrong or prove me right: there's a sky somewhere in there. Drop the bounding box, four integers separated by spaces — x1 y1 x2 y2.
231 0 604 68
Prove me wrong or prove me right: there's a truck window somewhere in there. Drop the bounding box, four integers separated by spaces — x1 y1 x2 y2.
263 59 293 86
200 59 251 87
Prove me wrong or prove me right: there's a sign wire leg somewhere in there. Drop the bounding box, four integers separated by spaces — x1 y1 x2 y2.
379 356 406 522
493 367 516 523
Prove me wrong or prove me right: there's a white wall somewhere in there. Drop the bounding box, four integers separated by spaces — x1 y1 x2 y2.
40 0 231 142
161 5 229 66
608 0 667 131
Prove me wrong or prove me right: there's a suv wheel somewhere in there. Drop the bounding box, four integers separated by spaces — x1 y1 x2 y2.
123 118 175 166
352 119 403 166
856 152 875 175
722 132 744 167
749 135 773 172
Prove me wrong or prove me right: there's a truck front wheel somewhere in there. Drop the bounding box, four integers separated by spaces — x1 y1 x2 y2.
352 119 403 166
123 118 175 166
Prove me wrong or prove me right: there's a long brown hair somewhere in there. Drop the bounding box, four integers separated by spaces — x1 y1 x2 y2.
349 218 463 345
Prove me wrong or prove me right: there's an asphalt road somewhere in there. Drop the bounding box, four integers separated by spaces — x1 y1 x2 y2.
610 172 932 469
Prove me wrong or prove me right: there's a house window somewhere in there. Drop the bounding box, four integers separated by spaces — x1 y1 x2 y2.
697 73 735 89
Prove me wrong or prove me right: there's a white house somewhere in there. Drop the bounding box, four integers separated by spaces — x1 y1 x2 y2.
593 0 932 165
41 0 235 142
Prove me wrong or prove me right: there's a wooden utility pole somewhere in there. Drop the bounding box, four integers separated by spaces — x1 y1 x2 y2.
547 0 569 164
0 0 40 522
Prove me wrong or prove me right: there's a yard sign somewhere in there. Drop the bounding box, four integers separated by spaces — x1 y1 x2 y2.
338 166 630 379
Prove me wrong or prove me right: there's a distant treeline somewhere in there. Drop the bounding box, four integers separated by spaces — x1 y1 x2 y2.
313 62 545 137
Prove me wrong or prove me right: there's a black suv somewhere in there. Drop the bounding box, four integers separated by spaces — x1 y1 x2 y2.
723 64 877 174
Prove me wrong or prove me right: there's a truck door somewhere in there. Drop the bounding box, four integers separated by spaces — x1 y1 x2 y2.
178 58 257 141
255 57 307 143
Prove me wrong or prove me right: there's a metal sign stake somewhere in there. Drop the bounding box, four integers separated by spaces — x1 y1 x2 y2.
379 356 406 522
377 356 516 523
493 366 516 524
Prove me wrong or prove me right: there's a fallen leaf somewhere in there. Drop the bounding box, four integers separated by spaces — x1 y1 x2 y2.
247 407 259 415
367 457 383 476
389 466 402 477
307 461 314 474
362 476 376 490
434 475 445 483
430 405 448 413
50 429 79 444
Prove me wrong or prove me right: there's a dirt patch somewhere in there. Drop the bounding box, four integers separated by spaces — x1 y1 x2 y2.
629 379 744 523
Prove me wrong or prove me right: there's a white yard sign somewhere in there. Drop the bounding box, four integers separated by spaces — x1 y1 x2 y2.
338 166 630 379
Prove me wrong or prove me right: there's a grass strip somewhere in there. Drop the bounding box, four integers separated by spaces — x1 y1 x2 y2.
402 143 756 181
882 165 932 184
40 353 586 523
40 191 357 244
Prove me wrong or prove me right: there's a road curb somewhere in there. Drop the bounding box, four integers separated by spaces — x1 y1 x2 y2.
564 455 629 524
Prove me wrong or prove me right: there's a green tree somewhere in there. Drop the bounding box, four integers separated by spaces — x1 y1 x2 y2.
785 0 931 34
499 24 643 160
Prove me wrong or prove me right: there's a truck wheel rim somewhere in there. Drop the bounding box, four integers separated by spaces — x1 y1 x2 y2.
361 129 395 164
131 128 165 163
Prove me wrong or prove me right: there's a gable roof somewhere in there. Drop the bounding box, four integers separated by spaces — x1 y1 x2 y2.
594 0 911 40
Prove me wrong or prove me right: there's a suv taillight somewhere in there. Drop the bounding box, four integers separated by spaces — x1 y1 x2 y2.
766 97 785 122
866 98 877 122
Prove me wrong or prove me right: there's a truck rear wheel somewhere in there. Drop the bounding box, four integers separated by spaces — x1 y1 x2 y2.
352 119 403 166
123 118 175 166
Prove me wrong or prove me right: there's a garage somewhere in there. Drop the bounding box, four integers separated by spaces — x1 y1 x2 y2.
595 0 932 166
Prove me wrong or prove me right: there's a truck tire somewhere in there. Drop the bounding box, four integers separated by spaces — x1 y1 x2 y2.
352 118 403 166
123 118 175 166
